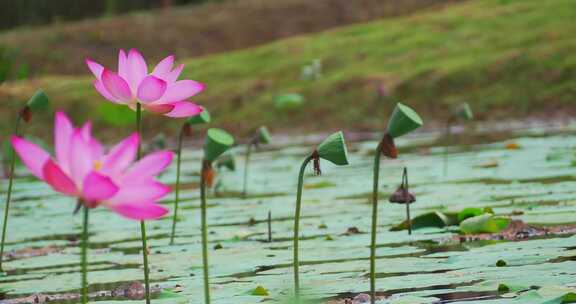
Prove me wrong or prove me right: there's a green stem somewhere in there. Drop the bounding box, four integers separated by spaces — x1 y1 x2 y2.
135 103 151 304
443 120 450 177
81 204 89 304
200 160 211 304
267 210 272 243
370 143 382 304
136 103 142 158
242 143 252 198
406 203 412 235
293 155 313 298
0 115 22 272
169 127 185 245
140 221 150 304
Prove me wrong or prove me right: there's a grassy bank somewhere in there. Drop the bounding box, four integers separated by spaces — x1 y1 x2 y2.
1 0 575 141
0 0 457 75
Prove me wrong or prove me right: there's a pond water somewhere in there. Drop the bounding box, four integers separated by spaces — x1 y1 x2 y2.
1 122 576 304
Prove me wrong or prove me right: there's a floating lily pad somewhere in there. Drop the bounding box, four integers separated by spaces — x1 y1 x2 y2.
460 214 511 234
390 211 458 231
457 207 486 223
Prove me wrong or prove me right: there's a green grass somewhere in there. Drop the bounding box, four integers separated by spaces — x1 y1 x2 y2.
1 0 575 140
0 0 455 75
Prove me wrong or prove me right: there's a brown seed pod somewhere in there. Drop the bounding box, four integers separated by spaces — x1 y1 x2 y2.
389 188 415 204
388 167 415 204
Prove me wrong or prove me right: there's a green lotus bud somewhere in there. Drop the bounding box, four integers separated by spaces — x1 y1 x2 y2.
257 126 272 144
386 103 423 138
204 128 234 162
27 90 50 112
317 131 349 166
186 107 211 125
454 103 473 121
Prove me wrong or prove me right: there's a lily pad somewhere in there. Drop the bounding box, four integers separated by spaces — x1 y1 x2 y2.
460 214 511 234
457 207 486 223
390 211 457 231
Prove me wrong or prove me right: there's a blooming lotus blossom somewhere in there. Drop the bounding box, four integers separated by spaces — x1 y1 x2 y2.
86 49 204 118
11 112 173 220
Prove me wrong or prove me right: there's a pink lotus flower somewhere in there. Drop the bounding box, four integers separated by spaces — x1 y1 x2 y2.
86 49 204 118
11 112 173 220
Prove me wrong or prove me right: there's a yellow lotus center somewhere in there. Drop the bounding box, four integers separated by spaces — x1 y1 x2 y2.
93 160 103 171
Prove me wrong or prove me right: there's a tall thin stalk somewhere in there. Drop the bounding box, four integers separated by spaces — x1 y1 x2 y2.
267 210 272 243
169 126 185 245
404 168 412 235
405 203 412 235
443 120 451 177
0 115 22 272
293 155 313 298
242 143 253 198
370 143 382 304
135 103 151 304
81 204 89 304
200 160 211 304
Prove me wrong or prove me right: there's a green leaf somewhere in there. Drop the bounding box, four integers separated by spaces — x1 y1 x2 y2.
459 214 511 234
157 289 184 299
390 211 456 231
498 283 510 293
457 207 485 223
251 285 269 296
97 102 134 126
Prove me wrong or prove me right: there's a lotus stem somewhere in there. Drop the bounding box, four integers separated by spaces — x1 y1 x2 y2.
136 103 142 158
267 210 272 243
242 142 253 198
170 126 185 245
443 120 451 177
200 160 211 304
0 115 22 272
135 103 151 304
406 203 412 235
370 142 382 304
81 203 89 304
404 168 412 235
293 154 313 298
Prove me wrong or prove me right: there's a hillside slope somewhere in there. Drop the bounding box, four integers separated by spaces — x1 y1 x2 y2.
0 0 458 75
1 0 575 139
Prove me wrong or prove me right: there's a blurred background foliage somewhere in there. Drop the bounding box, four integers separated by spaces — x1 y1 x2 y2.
0 0 574 142
0 0 220 31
